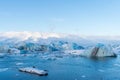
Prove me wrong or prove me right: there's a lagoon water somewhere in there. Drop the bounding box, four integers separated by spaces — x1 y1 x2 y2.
0 53 120 80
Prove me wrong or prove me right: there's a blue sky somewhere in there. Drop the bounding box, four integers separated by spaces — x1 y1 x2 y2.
0 0 120 35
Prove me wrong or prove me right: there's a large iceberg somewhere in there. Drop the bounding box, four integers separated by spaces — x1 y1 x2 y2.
80 43 117 57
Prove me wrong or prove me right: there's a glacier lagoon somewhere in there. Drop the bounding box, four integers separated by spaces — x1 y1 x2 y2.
0 32 120 80
0 52 120 80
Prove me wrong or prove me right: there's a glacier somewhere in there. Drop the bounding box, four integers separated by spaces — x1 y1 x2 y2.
0 32 119 57
0 32 86 54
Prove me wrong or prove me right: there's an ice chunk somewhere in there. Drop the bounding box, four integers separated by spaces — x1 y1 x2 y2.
80 43 117 57
8 48 20 54
0 45 9 53
19 67 48 76
114 64 120 67
81 75 86 78
0 68 8 72
64 50 85 55
98 69 104 72
16 62 23 66
0 53 6 58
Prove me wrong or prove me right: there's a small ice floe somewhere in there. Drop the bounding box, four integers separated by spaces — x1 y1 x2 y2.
16 62 23 66
114 64 120 67
81 75 86 78
98 69 104 72
64 50 85 55
0 68 8 72
41 56 57 61
0 53 6 58
19 67 48 76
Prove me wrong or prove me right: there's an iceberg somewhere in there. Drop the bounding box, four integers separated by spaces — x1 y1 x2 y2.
8 48 20 54
0 68 8 72
80 43 116 57
64 50 85 55
0 45 9 53
49 41 84 51
19 67 48 76
16 62 23 66
0 53 6 58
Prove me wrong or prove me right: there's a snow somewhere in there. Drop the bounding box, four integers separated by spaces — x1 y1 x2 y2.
0 32 65 41
19 67 48 76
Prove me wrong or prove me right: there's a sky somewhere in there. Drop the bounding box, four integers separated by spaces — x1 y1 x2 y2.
0 0 120 36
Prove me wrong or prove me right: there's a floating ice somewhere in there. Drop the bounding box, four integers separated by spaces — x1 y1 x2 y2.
114 64 120 67
19 67 48 76
0 53 6 58
16 62 23 66
98 69 104 72
64 50 85 55
80 43 117 57
8 48 20 54
81 75 86 78
0 68 8 72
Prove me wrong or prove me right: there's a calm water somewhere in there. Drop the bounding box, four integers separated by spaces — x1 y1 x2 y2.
0 53 120 80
